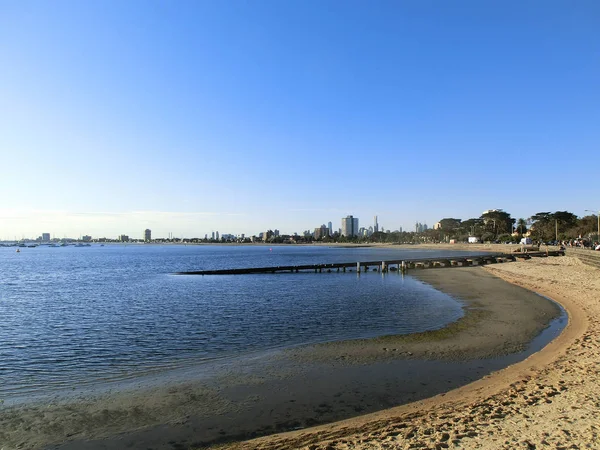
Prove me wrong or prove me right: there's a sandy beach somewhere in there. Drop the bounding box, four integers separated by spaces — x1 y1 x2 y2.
218 256 599 450
0 256 593 450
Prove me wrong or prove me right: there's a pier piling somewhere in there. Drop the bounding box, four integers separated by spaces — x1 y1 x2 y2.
174 251 564 276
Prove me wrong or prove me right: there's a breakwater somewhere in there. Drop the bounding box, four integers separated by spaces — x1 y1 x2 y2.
175 250 564 275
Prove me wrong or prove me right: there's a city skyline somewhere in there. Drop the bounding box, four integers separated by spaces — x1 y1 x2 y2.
2 206 597 242
1 2 598 239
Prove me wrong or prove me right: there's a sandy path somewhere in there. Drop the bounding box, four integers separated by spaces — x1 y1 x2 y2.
219 256 599 449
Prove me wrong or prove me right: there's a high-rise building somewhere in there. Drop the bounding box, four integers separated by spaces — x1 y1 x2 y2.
415 222 429 233
42 233 50 242
374 216 379 233
144 229 151 242
216 231 220 241
327 221 333 236
341 215 359 237
314 224 329 239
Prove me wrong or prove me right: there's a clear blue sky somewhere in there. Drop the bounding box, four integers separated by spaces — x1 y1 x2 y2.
1 1 598 239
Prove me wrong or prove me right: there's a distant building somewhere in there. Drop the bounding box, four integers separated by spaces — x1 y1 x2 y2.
216 231 220 241
144 229 151 242
482 209 503 215
374 216 379 233
434 222 442 230
327 221 333 236
42 233 50 242
415 222 428 233
314 225 329 239
82 235 92 242
119 235 129 242
263 230 273 241
341 215 359 237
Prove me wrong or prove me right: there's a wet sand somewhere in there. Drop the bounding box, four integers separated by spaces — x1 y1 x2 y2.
0 265 564 450
287 268 560 363
219 256 599 450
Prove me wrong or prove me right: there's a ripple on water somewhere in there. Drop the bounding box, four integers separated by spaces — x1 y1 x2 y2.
0 245 470 401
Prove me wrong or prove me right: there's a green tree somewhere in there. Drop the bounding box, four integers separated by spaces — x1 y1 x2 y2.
553 211 578 231
530 211 577 241
529 212 552 240
481 210 515 237
438 218 462 231
516 218 528 235
461 218 484 239
572 214 598 239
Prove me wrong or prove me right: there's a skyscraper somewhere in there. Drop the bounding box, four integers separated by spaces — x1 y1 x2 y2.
314 225 329 239
374 215 379 233
341 215 359 237
144 229 151 242
327 221 333 236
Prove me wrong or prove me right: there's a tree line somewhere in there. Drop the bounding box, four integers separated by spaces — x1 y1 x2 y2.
415 210 597 244
320 210 598 245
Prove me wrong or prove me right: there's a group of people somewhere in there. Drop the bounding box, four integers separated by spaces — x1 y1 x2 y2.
560 239 600 250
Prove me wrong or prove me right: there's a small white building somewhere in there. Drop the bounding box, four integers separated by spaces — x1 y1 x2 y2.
468 236 480 244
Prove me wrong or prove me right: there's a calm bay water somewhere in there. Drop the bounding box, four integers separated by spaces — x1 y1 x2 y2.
0 245 481 402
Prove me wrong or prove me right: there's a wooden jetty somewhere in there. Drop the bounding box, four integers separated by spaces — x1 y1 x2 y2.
174 250 564 275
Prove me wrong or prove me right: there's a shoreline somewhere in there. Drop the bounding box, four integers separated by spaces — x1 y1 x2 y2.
284 267 561 364
217 256 598 450
0 265 566 450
